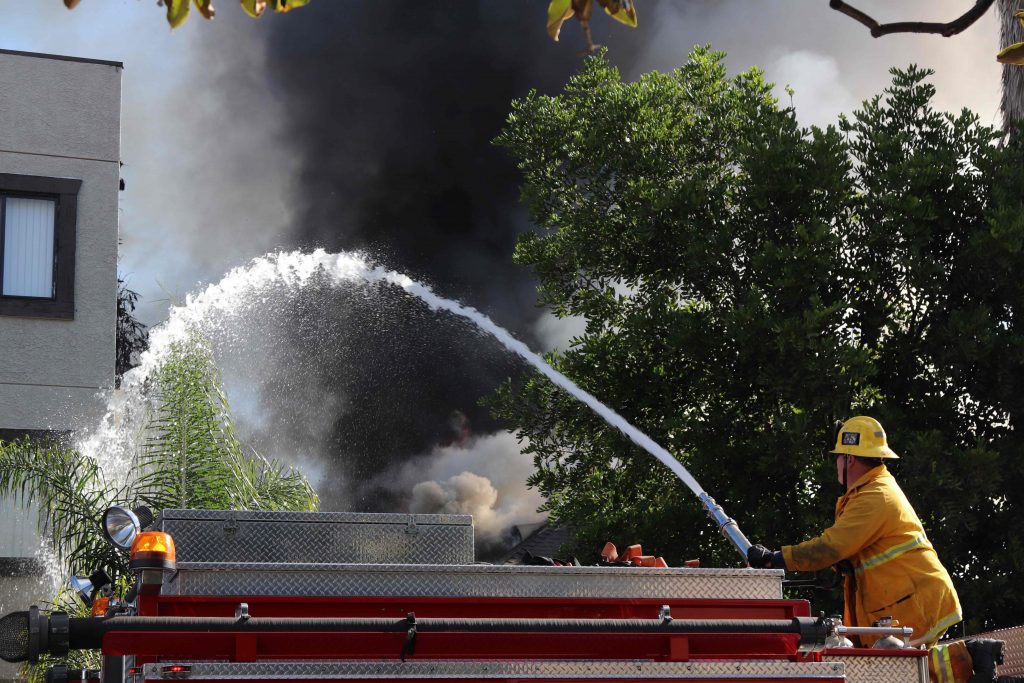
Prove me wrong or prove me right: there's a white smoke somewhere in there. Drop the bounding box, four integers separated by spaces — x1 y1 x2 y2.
769 51 858 129
630 0 1000 127
410 473 497 522
533 311 587 353
383 431 547 546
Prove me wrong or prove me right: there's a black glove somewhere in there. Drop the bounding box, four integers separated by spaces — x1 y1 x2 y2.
747 545 787 569
747 544 775 568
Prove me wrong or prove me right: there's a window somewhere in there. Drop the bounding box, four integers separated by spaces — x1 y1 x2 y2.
0 173 80 319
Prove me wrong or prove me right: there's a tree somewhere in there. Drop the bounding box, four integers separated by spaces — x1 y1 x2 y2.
999 3 1024 131
542 1 1023 134
116 278 149 386
491 48 1024 632
0 327 319 678
0 328 318 577
61 0 312 29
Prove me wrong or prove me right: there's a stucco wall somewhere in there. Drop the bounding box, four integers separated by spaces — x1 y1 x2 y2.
0 51 122 430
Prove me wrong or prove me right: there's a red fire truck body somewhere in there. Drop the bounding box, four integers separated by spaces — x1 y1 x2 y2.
119 510 928 683
1 509 933 683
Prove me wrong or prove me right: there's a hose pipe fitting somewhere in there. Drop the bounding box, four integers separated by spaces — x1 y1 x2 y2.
698 492 752 563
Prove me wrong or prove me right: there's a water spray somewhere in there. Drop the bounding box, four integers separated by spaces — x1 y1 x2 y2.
369 257 753 564
85 249 753 564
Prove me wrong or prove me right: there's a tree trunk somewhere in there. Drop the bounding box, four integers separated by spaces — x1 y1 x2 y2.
1001 0 1024 134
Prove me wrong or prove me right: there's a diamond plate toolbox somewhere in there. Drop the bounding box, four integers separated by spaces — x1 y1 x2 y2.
822 652 927 683
948 624 1024 678
144 659 844 679
164 562 783 599
159 509 475 565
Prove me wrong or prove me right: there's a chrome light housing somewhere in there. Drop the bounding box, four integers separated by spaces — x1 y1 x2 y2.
69 569 112 608
101 505 153 550
68 576 95 607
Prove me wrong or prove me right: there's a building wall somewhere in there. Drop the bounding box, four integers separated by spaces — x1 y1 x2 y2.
0 51 122 683
0 50 122 430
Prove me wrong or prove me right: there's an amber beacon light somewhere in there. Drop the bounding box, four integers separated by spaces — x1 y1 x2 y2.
129 531 177 571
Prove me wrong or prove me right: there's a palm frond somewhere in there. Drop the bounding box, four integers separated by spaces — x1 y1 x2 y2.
129 326 320 514
131 330 241 511
231 448 320 511
0 438 122 575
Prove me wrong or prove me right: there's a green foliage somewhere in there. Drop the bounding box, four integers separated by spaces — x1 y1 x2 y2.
133 334 318 513
0 328 319 579
133 335 253 511
61 0 313 30
0 327 319 675
493 47 1024 631
0 437 123 577
116 278 149 385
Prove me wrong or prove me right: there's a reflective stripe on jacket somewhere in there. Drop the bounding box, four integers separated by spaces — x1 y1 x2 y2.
781 465 961 647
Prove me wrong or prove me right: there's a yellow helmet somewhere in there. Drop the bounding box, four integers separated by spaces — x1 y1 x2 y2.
831 416 899 459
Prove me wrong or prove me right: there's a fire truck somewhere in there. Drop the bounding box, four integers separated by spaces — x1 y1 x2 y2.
0 504 1006 683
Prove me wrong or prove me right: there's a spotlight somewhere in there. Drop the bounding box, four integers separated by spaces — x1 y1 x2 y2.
101 506 153 550
68 576 94 608
68 569 112 608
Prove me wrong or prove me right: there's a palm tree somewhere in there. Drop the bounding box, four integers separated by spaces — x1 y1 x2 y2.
1001 0 1024 133
0 326 319 679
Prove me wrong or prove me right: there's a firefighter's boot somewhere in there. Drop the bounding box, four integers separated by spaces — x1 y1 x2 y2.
966 638 1005 683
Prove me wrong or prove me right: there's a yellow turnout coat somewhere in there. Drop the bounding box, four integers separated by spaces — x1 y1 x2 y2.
781 465 961 647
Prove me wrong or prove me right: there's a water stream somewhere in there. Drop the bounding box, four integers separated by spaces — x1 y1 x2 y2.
80 250 747 557
371 267 706 498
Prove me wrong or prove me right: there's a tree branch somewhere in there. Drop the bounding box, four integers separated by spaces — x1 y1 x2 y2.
829 0 997 38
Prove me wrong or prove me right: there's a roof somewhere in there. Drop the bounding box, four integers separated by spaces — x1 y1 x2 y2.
0 48 122 69
499 523 576 565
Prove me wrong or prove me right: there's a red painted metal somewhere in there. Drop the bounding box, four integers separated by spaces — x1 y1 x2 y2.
120 593 816 666
117 574 920 682
144 595 810 620
104 630 802 661
111 590 936 683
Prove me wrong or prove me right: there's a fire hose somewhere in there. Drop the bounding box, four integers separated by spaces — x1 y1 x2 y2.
698 492 752 561
1 608 912 663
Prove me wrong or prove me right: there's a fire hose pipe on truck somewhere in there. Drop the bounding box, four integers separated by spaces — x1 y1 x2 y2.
1 608 916 663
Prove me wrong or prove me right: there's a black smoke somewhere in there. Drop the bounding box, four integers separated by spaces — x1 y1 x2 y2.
206 2 652 511
185 1 994 520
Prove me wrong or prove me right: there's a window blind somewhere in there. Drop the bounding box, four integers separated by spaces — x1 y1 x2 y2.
2 196 56 298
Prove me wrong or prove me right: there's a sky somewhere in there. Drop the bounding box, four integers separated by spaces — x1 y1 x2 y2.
0 0 1005 550
0 1 1002 329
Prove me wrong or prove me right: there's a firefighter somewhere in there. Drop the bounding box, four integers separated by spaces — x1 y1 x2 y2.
746 416 1013 683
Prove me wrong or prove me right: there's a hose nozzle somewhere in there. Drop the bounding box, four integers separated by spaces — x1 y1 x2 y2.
699 492 751 564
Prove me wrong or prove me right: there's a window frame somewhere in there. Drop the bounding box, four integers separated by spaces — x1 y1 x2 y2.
0 173 81 319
